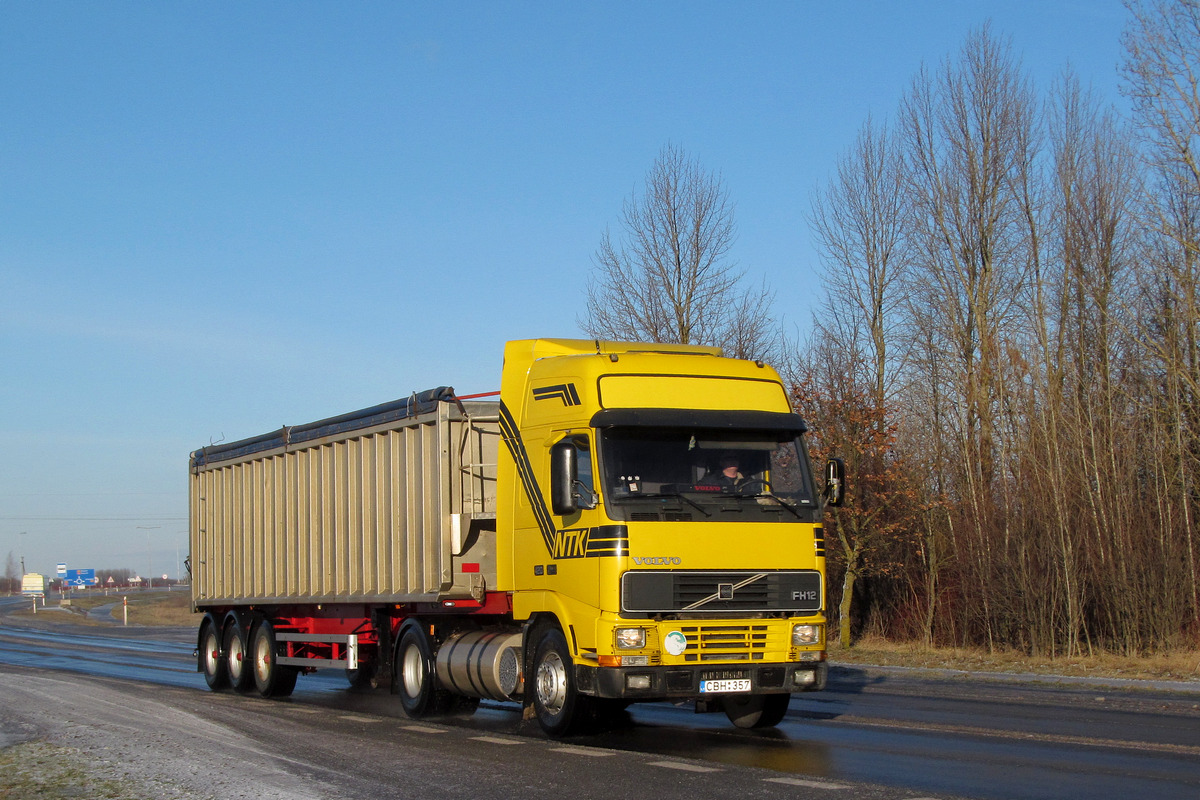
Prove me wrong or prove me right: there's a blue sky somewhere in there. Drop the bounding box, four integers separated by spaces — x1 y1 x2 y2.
1 2 1128 580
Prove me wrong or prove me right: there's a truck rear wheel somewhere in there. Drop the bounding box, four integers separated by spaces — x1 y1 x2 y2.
395 626 452 717
200 619 228 690
224 620 253 692
252 621 298 698
531 626 591 737
723 693 790 729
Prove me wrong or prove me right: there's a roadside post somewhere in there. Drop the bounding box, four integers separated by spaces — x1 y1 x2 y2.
123 596 128 626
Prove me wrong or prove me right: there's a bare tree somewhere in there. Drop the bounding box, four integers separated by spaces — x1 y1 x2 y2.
898 25 1040 649
1123 0 1200 629
583 143 781 360
809 116 911 409
806 117 919 646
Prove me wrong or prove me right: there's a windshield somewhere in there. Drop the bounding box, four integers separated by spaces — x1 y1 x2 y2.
599 427 818 521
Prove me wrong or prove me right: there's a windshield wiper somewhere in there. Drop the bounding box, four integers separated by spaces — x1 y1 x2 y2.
630 492 713 517
740 490 805 519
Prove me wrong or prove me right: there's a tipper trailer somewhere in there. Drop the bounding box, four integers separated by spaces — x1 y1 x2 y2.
189 338 844 736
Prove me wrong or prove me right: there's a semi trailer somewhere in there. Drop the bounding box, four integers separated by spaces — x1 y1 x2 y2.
189 338 843 736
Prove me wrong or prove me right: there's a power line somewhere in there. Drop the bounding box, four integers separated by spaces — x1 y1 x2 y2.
0 516 186 522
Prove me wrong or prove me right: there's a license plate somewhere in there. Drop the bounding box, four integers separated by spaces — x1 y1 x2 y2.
699 678 752 693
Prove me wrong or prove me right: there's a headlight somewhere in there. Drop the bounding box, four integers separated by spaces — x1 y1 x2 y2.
791 624 822 646
615 627 647 649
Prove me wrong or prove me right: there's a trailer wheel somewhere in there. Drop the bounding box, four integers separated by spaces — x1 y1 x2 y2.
200 619 228 690
723 693 790 729
531 626 591 737
346 659 379 690
251 621 298 698
223 620 253 692
394 626 452 717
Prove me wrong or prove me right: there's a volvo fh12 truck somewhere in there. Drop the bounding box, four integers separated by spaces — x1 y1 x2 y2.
189 338 843 736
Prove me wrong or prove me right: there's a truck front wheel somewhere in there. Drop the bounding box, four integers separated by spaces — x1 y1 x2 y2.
531 627 591 737
723 693 790 729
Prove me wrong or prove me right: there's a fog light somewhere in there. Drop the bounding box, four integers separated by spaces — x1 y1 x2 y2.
793 669 816 687
615 627 647 649
791 624 822 646
626 674 652 690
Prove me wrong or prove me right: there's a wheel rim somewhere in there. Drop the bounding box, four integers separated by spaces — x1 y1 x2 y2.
203 630 221 676
227 631 245 681
254 633 273 684
401 642 424 700
536 650 568 716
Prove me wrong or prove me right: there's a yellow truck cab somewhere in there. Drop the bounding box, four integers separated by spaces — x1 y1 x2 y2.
498 339 838 734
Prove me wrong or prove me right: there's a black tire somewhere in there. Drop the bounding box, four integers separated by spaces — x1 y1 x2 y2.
200 618 228 691
223 619 253 692
723 693 790 729
531 626 592 737
346 658 379 690
394 626 452 717
251 621 298 698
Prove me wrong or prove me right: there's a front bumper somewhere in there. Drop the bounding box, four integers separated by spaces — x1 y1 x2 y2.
575 660 828 700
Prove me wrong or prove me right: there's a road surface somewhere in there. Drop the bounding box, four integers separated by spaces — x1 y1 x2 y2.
1 596 1199 799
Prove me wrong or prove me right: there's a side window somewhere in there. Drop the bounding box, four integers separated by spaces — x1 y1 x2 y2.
575 437 594 495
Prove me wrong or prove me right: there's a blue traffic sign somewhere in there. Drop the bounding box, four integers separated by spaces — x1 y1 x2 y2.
64 568 96 586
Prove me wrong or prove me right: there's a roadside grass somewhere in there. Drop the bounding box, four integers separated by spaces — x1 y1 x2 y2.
832 634 1200 682
10 590 198 627
123 590 197 626
0 741 133 800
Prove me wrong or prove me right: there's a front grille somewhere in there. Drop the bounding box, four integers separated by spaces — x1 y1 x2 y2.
622 570 823 614
678 623 782 662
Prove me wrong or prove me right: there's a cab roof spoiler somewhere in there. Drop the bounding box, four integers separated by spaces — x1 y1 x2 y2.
590 408 808 433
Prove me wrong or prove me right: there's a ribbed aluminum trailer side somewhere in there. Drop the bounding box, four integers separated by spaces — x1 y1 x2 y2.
189 388 502 695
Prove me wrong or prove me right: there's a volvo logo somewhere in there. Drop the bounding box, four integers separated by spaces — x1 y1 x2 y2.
632 556 681 565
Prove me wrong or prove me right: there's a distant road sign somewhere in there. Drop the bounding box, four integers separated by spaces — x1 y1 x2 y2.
65 568 96 587
56 563 67 576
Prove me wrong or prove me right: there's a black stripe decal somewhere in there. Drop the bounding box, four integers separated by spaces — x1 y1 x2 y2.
532 383 581 406
499 401 556 555
585 525 628 557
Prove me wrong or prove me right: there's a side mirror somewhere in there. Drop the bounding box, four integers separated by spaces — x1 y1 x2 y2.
824 457 846 507
551 440 578 515
550 440 597 514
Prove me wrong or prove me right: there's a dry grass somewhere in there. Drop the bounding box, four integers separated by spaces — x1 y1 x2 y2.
123 591 197 627
0 741 132 800
10 589 198 628
832 634 1200 682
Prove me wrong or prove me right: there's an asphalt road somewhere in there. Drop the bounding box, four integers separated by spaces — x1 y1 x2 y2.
2 595 1199 799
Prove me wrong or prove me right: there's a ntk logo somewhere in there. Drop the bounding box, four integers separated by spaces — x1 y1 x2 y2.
553 527 589 559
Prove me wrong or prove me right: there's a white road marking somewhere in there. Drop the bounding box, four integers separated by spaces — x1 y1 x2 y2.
764 776 850 790
470 735 523 745
647 760 722 773
549 747 616 757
